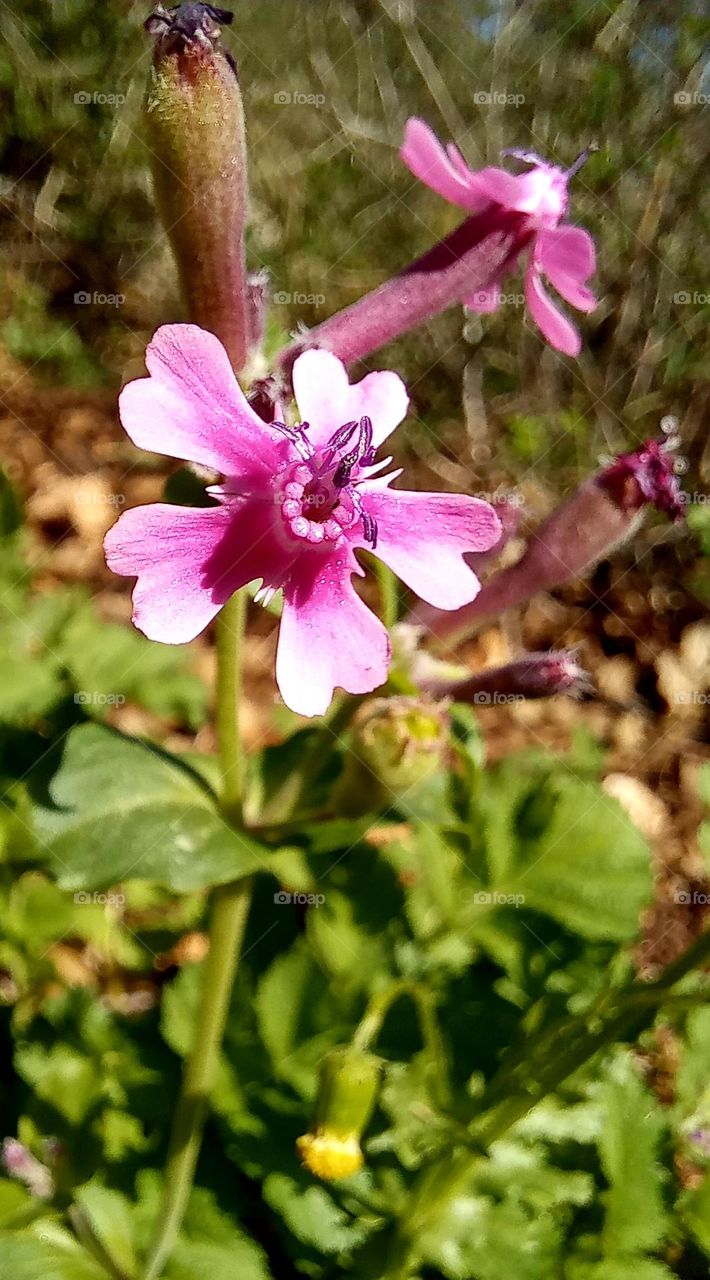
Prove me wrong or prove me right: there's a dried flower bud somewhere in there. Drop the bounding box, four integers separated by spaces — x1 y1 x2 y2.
597 438 685 522
421 649 592 703
296 1047 381 1181
145 3 249 370
412 437 686 641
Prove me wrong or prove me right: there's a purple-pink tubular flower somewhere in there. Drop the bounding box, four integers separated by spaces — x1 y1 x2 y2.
597 438 686 522
401 118 597 356
104 325 501 717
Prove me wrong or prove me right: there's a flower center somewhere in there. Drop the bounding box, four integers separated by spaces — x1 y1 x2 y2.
273 415 379 548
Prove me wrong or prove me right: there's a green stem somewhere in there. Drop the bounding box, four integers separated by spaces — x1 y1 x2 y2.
258 693 365 825
143 593 252 1280
216 591 248 826
351 980 413 1052
375 559 399 630
351 981 452 1109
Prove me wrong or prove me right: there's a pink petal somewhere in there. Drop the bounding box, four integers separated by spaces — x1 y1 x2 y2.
524 262 582 357
363 488 502 610
466 165 530 209
276 550 390 716
401 118 483 212
119 325 281 481
292 349 408 450
538 225 596 280
536 226 597 312
464 282 502 313
446 141 475 178
104 500 293 644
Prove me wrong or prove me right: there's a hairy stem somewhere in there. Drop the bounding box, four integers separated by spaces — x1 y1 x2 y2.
143 593 252 1280
277 211 530 377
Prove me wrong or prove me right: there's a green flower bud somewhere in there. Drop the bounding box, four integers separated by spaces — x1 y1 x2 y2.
145 4 249 370
336 697 448 813
297 1047 381 1181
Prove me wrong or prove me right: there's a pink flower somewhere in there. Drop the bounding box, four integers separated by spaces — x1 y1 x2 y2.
105 325 501 716
401 118 597 357
597 438 686 522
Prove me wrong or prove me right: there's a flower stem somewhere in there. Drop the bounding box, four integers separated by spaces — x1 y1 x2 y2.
216 590 248 826
375 559 399 630
143 592 252 1280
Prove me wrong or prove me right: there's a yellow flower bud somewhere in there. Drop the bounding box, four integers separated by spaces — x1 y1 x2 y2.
296 1131 363 1182
296 1047 381 1182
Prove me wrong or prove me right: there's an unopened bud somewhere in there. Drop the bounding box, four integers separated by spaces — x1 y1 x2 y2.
296 1048 381 1181
336 696 448 812
412 437 686 640
145 3 249 370
421 649 591 702
2 1138 54 1199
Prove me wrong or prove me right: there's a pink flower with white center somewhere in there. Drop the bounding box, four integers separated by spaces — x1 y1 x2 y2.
401 118 598 357
104 325 501 717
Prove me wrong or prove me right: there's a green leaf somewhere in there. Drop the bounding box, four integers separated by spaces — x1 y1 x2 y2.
597 1053 669 1256
0 1179 37 1230
262 1173 371 1254
254 942 345 1092
477 1138 594 1211
14 1043 104 1125
0 1224 109 1280
165 1238 272 1280
419 1193 562 1280
568 1262 675 1280
95 1109 148 1162
58 603 207 728
477 768 652 940
0 644 65 726
679 1171 710 1256
376 1055 453 1169
133 1175 272 1280
32 724 271 892
74 1181 137 1277
674 1006 710 1118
